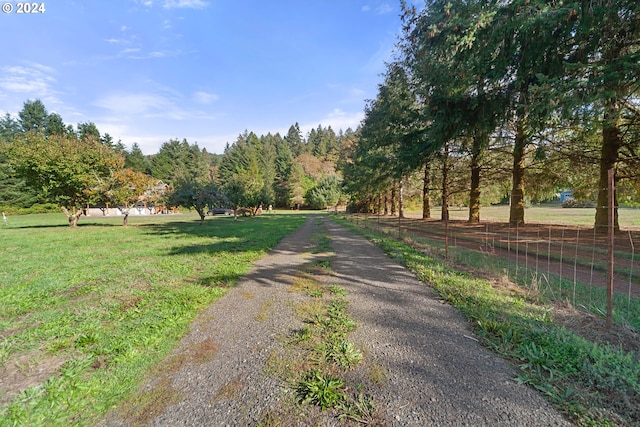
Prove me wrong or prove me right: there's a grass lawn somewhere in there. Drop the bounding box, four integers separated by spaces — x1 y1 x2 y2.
0 212 307 426
405 204 640 229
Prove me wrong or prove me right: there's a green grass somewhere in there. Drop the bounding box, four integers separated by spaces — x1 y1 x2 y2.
334 216 640 426
447 247 640 333
0 212 307 426
403 204 640 228
352 213 640 331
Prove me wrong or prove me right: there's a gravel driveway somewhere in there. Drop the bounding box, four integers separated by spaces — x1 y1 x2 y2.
101 216 572 426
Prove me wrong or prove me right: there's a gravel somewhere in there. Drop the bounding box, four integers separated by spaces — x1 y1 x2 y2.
100 216 573 426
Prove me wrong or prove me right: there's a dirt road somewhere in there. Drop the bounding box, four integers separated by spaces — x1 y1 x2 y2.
101 216 572 426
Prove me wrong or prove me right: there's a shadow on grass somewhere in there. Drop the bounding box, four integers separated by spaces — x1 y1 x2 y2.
140 215 309 289
141 215 307 255
10 220 131 229
10 224 75 229
193 273 246 288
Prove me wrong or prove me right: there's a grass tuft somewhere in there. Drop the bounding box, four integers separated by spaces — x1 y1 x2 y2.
296 370 346 410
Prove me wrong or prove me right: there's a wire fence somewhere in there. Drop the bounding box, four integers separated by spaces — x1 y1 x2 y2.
340 212 640 332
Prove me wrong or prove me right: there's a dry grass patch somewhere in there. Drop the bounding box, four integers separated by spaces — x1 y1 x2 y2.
118 294 145 312
256 300 274 322
189 337 220 365
120 377 183 427
264 350 290 380
0 351 68 406
213 374 246 400
289 274 321 294
256 400 332 427
239 290 255 299
303 259 333 276
294 300 325 320
364 362 389 386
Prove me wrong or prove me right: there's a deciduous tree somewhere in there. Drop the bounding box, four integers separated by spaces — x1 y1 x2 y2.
5 131 123 226
90 168 155 225
170 180 226 225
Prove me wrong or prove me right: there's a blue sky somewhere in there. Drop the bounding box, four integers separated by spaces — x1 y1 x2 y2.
1 0 410 154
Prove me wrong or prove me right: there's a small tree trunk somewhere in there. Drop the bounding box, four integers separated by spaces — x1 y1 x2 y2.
441 143 450 222
398 180 405 219
61 207 82 227
422 162 431 219
595 99 621 233
121 205 131 226
469 130 486 223
509 109 527 226
390 188 396 216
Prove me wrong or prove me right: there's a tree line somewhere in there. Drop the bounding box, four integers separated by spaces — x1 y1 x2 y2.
344 0 639 231
0 99 351 225
2 0 637 229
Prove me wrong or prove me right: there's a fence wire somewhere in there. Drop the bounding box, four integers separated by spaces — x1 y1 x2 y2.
341 211 639 332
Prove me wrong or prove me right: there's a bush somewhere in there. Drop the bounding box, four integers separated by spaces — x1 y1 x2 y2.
0 203 59 215
562 199 596 208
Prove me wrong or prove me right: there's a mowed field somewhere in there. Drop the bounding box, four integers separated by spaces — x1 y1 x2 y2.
0 212 307 426
405 204 640 229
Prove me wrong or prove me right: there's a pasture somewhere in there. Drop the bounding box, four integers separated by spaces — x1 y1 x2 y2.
0 212 306 426
405 204 640 229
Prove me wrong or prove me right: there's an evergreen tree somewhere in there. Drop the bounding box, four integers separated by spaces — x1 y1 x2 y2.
274 136 294 207
77 122 101 141
1 110 43 208
219 131 269 213
285 123 305 156
0 114 20 142
124 143 150 174
18 99 48 133
150 139 210 185
45 113 67 136
259 133 278 205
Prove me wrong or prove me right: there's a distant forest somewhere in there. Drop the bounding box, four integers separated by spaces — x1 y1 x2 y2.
0 99 356 217
1 0 638 230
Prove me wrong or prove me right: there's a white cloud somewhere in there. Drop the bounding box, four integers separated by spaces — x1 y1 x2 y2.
112 48 185 60
362 2 394 15
105 38 127 44
324 108 364 129
94 92 174 116
95 119 234 155
119 48 142 55
193 91 219 105
93 90 223 139
349 88 366 98
162 0 208 9
0 63 61 107
300 108 364 135
361 37 396 74
375 3 393 15
148 51 167 58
